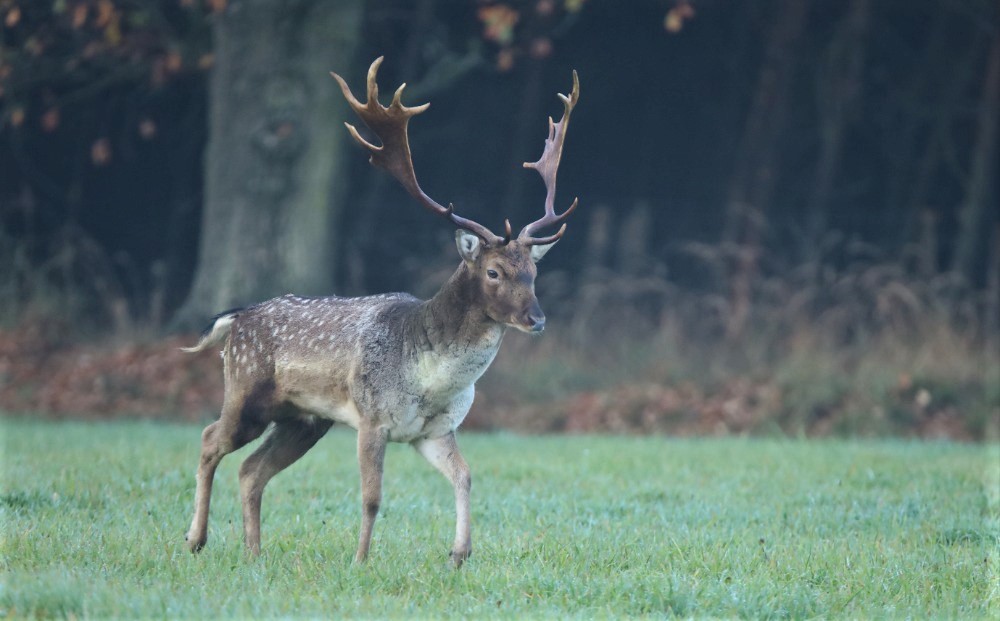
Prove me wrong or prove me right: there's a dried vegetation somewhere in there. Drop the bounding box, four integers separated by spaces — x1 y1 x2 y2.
1 226 997 439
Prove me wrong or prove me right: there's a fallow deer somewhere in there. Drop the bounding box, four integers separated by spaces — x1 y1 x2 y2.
182 57 580 567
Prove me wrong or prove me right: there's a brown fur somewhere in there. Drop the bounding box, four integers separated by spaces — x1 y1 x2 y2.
185 57 577 568
183 239 553 567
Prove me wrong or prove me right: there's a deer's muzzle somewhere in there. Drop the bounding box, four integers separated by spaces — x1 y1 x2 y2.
523 301 546 333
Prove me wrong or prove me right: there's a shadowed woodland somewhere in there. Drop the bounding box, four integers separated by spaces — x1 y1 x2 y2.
1 0 997 438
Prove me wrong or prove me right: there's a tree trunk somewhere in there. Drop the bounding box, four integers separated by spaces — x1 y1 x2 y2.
721 0 806 340
174 0 363 327
803 0 870 255
951 37 999 284
502 57 547 221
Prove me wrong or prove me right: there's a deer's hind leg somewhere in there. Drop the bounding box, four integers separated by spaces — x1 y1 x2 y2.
186 398 268 553
239 416 334 554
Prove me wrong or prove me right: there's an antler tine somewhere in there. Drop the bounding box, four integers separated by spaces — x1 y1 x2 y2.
332 57 504 245
518 70 580 245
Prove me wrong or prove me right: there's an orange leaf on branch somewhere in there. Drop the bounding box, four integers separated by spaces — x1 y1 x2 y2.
41 108 60 132
138 118 156 139
91 137 112 165
665 1 695 34
71 3 87 29
95 0 115 28
530 37 552 59
165 50 183 73
81 40 103 59
103 18 122 46
4 5 20 27
535 0 555 16
478 4 519 46
496 47 515 72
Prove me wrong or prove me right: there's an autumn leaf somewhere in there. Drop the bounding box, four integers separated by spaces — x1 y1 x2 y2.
165 50 183 73
91 138 112 165
496 48 515 72
41 108 60 132
25 36 46 56
104 18 122 46
138 118 156 139
71 3 88 29
82 41 103 59
530 37 553 59
478 5 519 46
665 1 695 34
4 5 20 28
95 0 115 28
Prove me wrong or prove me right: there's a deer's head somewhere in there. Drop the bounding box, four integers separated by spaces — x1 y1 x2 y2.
453 233 557 332
332 58 579 334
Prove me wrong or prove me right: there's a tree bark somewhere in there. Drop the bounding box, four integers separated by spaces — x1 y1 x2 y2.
174 0 363 327
803 0 870 255
721 0 806 340
951 37 999 283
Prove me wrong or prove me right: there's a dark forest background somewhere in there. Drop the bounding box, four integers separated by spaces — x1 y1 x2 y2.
1 0 997 438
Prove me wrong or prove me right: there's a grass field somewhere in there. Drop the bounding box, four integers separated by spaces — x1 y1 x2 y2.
1 418 997 618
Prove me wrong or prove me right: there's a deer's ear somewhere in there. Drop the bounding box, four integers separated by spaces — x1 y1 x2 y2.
529 239 558 263
455 230 482 263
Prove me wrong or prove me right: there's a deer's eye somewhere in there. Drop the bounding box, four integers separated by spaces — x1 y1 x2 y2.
487 269 499 280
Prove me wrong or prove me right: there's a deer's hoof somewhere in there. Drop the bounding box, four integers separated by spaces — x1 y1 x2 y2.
450 548 471 568
185 532 206 553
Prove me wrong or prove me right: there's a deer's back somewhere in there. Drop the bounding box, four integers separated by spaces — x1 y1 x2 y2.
224 293 417 426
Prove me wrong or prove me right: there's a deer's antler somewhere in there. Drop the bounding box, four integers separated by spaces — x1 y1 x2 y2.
518 70 580 246
331 57 505 245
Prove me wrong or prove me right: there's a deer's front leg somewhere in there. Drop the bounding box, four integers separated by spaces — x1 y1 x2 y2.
355 424 388 563
413 432 472 567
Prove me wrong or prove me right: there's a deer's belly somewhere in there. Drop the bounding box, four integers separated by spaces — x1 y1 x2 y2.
288 393 362 429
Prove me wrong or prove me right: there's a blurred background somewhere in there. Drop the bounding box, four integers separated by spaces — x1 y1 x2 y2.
1 0 997 439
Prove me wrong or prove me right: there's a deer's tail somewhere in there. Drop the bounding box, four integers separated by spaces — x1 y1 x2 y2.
180 308 243 353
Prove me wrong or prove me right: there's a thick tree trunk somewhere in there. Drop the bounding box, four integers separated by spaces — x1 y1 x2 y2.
174 0 363 327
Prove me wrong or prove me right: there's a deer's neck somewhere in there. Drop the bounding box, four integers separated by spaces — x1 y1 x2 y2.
415 263 504 355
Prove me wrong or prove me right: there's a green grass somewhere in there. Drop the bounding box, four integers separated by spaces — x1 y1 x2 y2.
1 418 997 619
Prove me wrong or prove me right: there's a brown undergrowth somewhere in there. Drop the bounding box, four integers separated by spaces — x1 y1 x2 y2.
1 316 995 440
0 320 221 421
1 232 996 438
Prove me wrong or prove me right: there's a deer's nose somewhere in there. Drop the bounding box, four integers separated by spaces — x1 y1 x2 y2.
529 316 546 332
526 309 546 332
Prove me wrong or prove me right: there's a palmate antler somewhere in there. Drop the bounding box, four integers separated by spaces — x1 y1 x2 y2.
518 70 580 246
332 57 579 246
331 57 506 245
